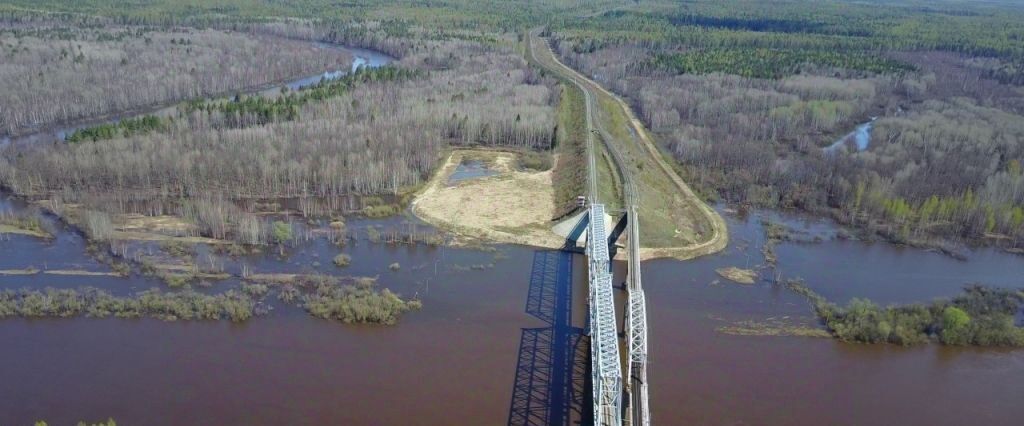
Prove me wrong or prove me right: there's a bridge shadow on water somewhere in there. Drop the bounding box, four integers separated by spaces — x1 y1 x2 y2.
507 249 593 426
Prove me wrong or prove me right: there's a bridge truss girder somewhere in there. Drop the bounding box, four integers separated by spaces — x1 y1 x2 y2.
586 204 623 426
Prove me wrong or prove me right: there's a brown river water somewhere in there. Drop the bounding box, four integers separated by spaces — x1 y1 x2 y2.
1 44 1023 425
1 197 1022 425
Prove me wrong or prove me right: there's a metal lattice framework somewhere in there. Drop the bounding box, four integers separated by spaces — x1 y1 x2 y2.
586 204 622 426
591 83 650 426
530 29 650 426
624 206 650 426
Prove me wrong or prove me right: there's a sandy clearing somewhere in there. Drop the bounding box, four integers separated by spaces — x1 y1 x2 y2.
412 150 564 249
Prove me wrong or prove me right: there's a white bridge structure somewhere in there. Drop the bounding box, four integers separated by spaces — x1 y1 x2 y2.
584 202 621 425
579 75 649 426
582 171 649 426
527 29 650 426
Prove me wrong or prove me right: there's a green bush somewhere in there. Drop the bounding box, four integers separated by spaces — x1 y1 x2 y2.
0 287 257 322
940 306 972 345
333 253 352 267
299 277 420 325
810 285 1024 347
278 285 299 303
272 221 293 243
364 204 399 218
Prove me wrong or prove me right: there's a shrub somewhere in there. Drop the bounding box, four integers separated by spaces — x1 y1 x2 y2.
160 241 195 258
162 273 193 288
518 150 553 171
364 204 399 218
940 306 972 345
333 253 352 267
241 283 269 297
0 287 256 322
366 227 381 242
804 283 1024 347
299 278 419 325
272 221 293 244
278 285 299 303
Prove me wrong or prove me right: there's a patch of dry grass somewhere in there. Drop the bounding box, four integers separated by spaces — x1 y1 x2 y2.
717 321 831 338
412 149 564 248
0 268 41 276
42 270 121 277
36 201 226 244
716 267 758 285
0 223 50 238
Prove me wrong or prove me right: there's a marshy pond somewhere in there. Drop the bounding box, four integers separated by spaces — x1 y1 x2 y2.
447 159 499 185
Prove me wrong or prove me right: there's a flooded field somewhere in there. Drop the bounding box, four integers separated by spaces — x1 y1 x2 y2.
2 200 1023 424
447 160 499 185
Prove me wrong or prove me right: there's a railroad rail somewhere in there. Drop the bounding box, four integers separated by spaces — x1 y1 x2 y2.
527 28 650 426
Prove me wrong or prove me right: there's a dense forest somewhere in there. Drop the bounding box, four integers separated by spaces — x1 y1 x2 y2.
0 21 557 243
0 19 350 136
552 0 1024 248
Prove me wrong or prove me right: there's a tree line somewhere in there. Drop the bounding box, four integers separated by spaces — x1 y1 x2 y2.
0 20 350 136
788 281 1024 347
551 3 1024 248
1 38 559 244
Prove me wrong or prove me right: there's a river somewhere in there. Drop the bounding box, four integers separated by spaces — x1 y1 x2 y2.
824 118 875 153
0 43 395 148
1 44 1023 425
3 194 1022 424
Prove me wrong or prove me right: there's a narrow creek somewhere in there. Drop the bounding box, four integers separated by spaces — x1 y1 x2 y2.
1 43 1023 425
824 118 876 153
0 43 395 148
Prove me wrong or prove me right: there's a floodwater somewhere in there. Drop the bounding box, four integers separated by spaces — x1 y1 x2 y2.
2 43 1024 425
825 118 875 153
448 160 499 184
2 200 1023 424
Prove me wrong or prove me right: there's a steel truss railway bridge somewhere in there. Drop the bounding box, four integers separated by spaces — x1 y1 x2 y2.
522 29 650 426
575 48 649 426
579 114 650 426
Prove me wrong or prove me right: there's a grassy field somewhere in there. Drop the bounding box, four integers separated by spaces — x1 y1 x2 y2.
594 137 623 212
528 30 727 257
411 149 565 248
552 82 590 217
593 93 709 247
